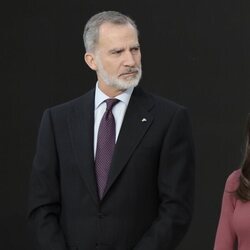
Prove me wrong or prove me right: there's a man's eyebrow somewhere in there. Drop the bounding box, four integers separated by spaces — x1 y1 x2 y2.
108 44 140 53
131 44 140 48
109 48 124 53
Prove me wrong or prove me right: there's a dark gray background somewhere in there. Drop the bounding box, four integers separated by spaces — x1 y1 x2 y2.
2 0 250 249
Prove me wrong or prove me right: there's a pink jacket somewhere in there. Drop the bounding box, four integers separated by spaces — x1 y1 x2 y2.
214 169 250 250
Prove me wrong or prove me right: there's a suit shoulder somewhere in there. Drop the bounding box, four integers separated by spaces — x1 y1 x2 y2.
138 87 186 111
152 94 186 111
140 90 187 117
135 87 189 125
46 89 94 115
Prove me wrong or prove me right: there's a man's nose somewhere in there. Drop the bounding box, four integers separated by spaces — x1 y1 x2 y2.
123 51 136 67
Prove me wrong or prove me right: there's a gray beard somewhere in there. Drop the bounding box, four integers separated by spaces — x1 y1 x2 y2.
96 61 142 91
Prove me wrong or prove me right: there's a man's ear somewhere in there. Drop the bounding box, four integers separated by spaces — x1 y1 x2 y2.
84 52 97 70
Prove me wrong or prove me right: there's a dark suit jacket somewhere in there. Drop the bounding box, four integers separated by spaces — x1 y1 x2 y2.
28 86 195 250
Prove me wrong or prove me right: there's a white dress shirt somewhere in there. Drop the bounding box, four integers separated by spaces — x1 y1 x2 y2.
94 83 134 158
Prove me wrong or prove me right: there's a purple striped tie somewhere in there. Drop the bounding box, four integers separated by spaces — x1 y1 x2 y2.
95 98 119 199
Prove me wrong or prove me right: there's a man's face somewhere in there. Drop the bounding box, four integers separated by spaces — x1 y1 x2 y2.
92 22 142 91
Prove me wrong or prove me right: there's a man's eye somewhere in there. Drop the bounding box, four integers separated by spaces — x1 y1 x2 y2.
113 50 122 55
131 47 140 53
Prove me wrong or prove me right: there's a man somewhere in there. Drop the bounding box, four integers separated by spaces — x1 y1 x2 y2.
28 11 195 250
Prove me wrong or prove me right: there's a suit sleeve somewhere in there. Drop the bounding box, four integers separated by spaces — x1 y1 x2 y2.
28 109 68 250
134 107 195 250
214 172 237 250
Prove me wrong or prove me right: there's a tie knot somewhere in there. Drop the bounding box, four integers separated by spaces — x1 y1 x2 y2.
105 98 119 112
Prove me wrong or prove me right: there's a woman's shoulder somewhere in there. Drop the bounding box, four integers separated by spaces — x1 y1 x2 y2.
224 169 241 192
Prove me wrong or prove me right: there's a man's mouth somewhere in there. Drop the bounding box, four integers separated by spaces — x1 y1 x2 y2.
119 71 138 77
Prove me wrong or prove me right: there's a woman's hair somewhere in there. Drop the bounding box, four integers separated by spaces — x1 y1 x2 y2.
236 114 250 201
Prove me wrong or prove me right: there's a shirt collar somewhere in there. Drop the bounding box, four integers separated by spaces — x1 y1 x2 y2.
95 82 134 110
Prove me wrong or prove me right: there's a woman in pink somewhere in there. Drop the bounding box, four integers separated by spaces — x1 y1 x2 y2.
214 115 250 250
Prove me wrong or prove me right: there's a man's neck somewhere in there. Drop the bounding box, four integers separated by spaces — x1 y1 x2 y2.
98 81 124 97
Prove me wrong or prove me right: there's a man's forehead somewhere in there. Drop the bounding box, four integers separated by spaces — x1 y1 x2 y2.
97 22 138 48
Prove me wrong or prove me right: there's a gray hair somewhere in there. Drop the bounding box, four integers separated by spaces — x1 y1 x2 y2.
83 11 138 52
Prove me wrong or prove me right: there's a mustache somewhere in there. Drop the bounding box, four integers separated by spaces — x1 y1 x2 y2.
119 67 141 76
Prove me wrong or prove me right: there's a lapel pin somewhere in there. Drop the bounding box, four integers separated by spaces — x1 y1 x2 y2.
141 118 147 122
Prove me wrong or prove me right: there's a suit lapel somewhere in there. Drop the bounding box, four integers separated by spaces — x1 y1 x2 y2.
103 87 154 199
68 89 99 204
